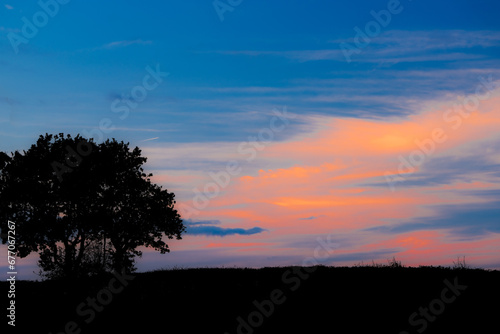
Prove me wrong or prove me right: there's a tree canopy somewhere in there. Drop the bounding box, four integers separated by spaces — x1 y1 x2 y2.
0 133 185 279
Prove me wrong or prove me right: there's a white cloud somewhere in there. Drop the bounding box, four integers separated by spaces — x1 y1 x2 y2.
370 30 500 51
101 39 153 49
215 49 344 62
141 137 160 142
215 30 500 63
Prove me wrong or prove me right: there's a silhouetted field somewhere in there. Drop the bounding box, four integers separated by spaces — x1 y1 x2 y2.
3 265 499 333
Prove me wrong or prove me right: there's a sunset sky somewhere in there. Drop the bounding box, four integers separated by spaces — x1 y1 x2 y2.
1 0 500 280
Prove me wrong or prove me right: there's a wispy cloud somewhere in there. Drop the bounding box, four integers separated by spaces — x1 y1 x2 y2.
96 39 153 50
184 219 221 226
214 49 344 62
183 219 267 237
217 48 485 64
4 4 13 10
336 30 500 64
365 200 500 238
356 30 500 52
299 216 319 220
97 127 163 132
141 136 159 142
186 226 267 237
215 30 500 64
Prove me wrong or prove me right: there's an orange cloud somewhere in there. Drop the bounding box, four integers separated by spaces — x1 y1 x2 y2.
160 91 500 268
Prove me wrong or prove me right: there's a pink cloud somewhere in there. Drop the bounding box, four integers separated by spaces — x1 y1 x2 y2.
146 89 500 269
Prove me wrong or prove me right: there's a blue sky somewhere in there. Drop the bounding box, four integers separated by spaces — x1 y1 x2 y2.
1 0 500 279
2 0 500 147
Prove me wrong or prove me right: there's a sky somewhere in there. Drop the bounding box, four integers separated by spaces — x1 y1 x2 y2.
1 0 500 280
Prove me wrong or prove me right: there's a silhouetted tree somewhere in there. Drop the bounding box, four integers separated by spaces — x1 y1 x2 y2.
0 133 184 279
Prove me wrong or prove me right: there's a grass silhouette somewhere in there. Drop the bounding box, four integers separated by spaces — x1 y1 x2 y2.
3 259 499 333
